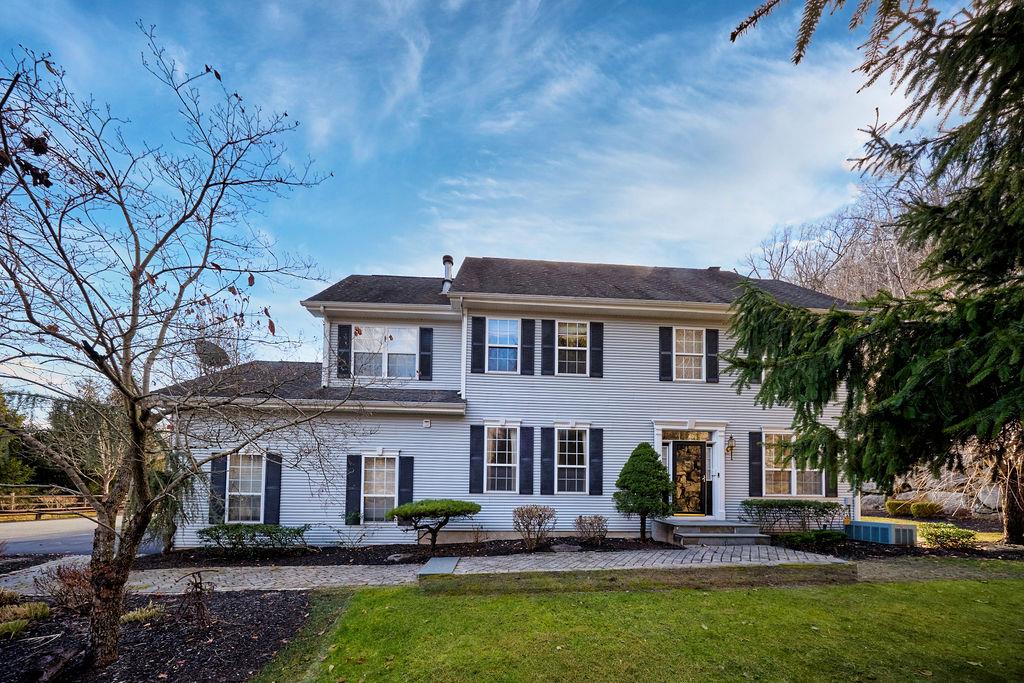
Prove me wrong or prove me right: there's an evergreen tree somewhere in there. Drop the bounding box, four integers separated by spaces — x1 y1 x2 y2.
614 442 673 540
727 1 1024 542
0 393 33 486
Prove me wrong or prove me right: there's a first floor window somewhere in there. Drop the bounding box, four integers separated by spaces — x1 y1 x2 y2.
556 428 587 493
764 432 824 496
557 321 588 374
226 451 264 522
362 455 397 522
485 426 518 492
674 327 704 381
352 325 417 379
487 318 520 372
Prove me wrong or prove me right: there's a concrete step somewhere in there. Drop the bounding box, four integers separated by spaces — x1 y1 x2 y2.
674 532 771 546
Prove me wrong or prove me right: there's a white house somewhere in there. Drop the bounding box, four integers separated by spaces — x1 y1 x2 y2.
171 256 857 548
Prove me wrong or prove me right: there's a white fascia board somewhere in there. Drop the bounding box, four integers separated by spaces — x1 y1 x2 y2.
300 300 460 321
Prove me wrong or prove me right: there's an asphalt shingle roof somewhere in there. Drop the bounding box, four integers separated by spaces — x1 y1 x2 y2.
304 275 449 306
158 361 464 404
450 257 852 310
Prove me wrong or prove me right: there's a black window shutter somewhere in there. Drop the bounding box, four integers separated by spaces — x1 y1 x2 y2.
469 425 485 493
208 455 227 524
520 319 535 375
519 427 534 494
589 322 604 378
471 317 485 374
588 428 603 495
705 329 719 384
748 432 763 497
337 324 352 378
540 427 554 494
825 468 839 497
263 453 282 524
345 455 362 524
398 456 414 505
658 326 673 381
418 328 433 381
541 320 555 375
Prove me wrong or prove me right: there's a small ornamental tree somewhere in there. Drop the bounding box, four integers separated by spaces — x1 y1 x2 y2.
389 499 481 554
613 443 673 541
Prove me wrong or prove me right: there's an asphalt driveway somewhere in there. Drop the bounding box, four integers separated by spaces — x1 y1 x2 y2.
0 517 159 555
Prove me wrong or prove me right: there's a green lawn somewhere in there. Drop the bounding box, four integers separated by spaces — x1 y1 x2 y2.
258 577 1024 682
861 515 1005 543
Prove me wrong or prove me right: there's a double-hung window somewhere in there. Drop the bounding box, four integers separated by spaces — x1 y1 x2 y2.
673 327 705 381
485 426 518 492
362 454 397 522
763 432 824 496
556 427 588 493
556 321 588 375
226 451 264 522
352 326 417 379
486 319 519 373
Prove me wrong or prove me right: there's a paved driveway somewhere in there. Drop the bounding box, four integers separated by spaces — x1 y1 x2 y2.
0 517 159 555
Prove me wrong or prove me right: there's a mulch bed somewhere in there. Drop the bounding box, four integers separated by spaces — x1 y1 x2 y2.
0 554 64 576
773 538 1024 561
134 536 676 569
0 591 311 683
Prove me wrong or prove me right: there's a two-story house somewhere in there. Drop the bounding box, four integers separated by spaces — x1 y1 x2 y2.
172 256 857 548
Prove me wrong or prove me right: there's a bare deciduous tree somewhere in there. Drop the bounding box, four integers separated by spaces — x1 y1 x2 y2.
0 30 360 667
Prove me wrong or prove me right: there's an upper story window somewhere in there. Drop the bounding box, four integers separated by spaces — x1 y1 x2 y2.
673 327 705 381
226 451 264 523
486 318 520 373
352 325 417 379
763 432 824 496
557 321 588 375
362 454 397 522
556 427 588 493
485 425 518 492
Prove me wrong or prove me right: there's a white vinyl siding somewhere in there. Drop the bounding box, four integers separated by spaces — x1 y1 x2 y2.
556 427 588 493
486 318 520 373
226 451 264 523
362 455 397 522
485 426 518 492
673 327 704 381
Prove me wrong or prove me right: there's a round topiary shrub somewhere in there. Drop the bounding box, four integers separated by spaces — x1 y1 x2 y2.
613 442 672 541
910 501 944 519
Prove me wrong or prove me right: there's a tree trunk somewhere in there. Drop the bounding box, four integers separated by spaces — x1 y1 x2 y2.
639 513 647 541
1002 460 1024 545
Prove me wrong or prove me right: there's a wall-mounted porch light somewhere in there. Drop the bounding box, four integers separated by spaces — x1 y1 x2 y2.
725 434 736 459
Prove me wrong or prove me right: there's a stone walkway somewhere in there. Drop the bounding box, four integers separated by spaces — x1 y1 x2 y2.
0 546 843 595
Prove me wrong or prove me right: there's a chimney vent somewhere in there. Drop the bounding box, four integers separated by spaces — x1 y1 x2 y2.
442 255 454 293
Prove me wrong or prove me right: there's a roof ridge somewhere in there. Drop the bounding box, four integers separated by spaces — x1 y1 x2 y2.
462 255 733 273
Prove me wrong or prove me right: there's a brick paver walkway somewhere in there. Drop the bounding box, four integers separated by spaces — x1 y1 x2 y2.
1 546 843 595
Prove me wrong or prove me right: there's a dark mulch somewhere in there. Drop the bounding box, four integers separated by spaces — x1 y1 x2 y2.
773 538 1024 561
0 554 63 576
134 536 675 570
0 591 310 683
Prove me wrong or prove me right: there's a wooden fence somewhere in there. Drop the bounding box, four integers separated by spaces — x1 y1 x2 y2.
0 493 93 519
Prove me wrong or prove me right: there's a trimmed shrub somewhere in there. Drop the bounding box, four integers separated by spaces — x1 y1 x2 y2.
121 600 165 623
885 499 915 517
574 515 608 545
613 443 673 540
33 563 93 615
512 505 557 553
774 530 847 553
0 601 50 622
196 523 310 554
740 499 846 533
0 619 28 639
910 501 944 519
389 499 482 554
919 523 977 549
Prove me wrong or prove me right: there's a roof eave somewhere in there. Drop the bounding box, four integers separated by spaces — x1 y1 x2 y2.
167 396 467 415
300 300 459 320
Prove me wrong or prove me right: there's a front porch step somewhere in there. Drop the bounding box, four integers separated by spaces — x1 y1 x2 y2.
674 532 771 546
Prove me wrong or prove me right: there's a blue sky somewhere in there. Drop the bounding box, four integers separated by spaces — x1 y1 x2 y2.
2 1 897 359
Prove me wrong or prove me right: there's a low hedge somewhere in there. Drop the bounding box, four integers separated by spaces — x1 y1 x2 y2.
196 523 310 554
919 523 977 550
884 499 915 517
910 501 944 519
774 530 848 553
740 499 846 534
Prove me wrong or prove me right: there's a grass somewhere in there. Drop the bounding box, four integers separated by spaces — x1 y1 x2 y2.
258 574 1024 682
861 515 1005 543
